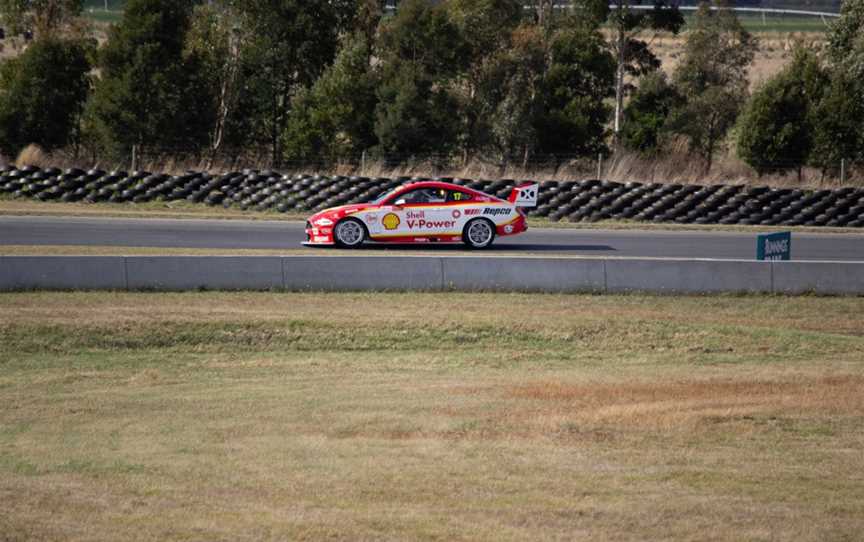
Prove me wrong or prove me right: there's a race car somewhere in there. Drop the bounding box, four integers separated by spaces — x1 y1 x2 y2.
304 180 538 249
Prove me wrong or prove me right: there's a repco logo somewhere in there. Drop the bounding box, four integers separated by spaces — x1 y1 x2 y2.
483 208 511 217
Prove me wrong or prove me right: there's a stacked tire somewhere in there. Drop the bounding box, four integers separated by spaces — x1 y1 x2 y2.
1 165 863 228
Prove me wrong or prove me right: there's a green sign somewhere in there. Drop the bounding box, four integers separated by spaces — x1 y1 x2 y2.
757 231 791 261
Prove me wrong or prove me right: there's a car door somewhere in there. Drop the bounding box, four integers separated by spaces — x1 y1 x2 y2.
371 188 453 240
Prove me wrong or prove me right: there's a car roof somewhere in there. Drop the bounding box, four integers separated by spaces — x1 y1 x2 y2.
393 180 504 202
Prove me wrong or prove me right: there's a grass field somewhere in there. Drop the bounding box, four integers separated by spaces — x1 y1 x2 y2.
79 4 832 33
690 14 831 33
82 0 124 23
1 292 863 540
82 9 123 24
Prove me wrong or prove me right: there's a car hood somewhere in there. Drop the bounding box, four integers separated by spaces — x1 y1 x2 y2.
309 203 377 222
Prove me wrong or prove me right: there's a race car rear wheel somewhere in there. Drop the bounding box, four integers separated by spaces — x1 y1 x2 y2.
334 218 367 248
463 218 495 249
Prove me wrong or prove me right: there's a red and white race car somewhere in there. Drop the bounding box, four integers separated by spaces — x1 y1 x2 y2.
304 180 538 249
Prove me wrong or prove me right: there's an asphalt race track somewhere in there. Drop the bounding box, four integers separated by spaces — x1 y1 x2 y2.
2 215 864 261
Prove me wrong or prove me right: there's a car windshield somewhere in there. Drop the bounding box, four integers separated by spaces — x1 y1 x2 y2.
371 188 399 205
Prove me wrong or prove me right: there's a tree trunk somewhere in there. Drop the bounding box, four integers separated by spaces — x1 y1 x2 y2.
614 14 626 146
535 0 553 31
210 21 242 167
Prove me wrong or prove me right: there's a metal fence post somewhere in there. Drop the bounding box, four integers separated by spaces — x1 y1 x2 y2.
841 158 846 184
597 153 603 180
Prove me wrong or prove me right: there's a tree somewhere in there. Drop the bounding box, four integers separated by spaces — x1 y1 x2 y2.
446 0 523 156
86 0 214 158
526 0 554 29
375 63 461 159
283 33 378 163
736 48 827 178
377 0 468 82
620 71 682 155
337 0 386 46
0 37 90 157
668 2 755 173
185 1 252 156
826 0 864 64
810 72 864 172
812 0 864 172
231 0 343 164
536 24 616 157
606 0 684 142
374 0 467 158
467 6 615 163
484 24 547 162
186 0 358 163
0 0 82 36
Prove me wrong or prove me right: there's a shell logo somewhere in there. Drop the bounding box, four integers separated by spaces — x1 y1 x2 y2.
382 213 401 230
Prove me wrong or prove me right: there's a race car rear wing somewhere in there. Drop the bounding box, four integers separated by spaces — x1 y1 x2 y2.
508 182 539 208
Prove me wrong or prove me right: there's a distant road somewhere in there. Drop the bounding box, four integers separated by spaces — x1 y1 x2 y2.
2 216 864 261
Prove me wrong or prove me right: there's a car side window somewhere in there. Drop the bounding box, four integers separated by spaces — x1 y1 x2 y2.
394 188 447 205
447 190 473 203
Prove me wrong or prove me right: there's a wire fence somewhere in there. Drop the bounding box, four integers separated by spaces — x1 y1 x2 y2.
110 146 864 188
38 140 863 187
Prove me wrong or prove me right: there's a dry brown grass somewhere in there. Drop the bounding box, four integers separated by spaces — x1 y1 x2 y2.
506 376 864 432
14 144 51 169
1 292 863 540
599 147 864 189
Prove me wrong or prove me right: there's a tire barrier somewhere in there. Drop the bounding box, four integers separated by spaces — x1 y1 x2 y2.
1 165 863 228
2 256 864 295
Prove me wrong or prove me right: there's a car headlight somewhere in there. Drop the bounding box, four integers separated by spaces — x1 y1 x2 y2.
314 218 334 226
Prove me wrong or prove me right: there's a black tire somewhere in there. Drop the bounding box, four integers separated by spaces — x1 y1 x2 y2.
462 218 496 249
333 217 367 248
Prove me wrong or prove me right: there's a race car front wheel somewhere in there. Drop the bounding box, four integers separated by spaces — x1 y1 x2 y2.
463 218 495 249
334 218 367 248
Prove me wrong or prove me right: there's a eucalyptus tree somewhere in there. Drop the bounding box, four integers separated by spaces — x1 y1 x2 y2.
234 0 343 164
606 0 684 143
668 2 755 172
447 0 523 156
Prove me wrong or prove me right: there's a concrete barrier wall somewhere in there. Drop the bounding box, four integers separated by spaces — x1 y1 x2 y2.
1 256 863 295
442 257 606 292
606 259 773 294
127 256 283 290
0 256 126 290
283 256 442 291
772 261 864 295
